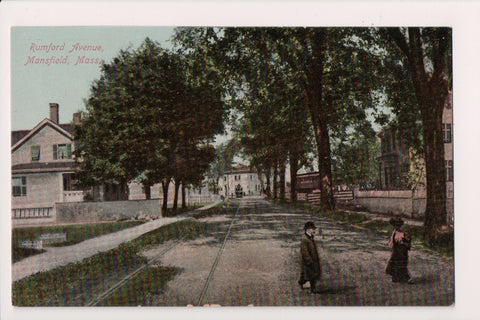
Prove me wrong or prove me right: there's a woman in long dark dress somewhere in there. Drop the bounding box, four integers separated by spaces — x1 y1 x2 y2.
386 217 415 284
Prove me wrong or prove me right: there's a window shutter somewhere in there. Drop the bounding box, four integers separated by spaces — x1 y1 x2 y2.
53 144 57 160
67 144 72 158
22 176 26 196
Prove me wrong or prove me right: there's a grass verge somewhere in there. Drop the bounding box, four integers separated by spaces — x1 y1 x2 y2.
161 203 210 217
12 202 229 306
12 221 146 263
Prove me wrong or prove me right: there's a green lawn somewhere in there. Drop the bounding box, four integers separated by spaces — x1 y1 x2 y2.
12 220 145 263
12 203 216 263
12 203 230 306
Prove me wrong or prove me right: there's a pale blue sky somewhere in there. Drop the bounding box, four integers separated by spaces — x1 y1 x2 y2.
11 27 175 130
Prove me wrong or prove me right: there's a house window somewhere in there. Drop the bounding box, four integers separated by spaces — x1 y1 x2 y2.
12 176 27 197
31 145 40 161
445 160 453 182
53 144 72 160
63 173 80 191
443 123 452 143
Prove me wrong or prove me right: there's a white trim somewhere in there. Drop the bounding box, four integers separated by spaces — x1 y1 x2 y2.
12 168 75 174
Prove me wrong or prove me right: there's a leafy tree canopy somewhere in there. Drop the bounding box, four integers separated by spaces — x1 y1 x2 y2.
75 37 226 193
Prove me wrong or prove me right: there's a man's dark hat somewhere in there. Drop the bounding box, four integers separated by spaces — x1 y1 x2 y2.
304 221 316 230
389 216 405 226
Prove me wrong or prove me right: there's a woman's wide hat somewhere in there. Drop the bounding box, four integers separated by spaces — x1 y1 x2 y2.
389 216 405 226
304 221 317 230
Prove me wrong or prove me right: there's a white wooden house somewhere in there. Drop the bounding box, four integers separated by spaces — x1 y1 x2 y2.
11 103 218 226
11 103 83 226
218 164 263 198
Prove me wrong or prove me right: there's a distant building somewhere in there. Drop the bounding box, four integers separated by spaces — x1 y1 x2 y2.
218 164 263 198
376 125 410 190
374 93 453 218
443 93 454 200
376 92 453 194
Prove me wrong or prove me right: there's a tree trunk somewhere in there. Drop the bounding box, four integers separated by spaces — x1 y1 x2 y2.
289 149 299 202
161 178 171 216
182 184 186 209
121 180 129 201
420 91 448 245
279 159 286 201
304 29 336 211
273 161 278 199
265 167 271 198
143 182 151 200
255 165 265 196
215 178 220 195
173 179 180 210
388 28 450 245
312 115 336 211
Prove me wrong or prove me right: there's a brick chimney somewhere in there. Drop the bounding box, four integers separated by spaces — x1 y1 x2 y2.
49 103 59 124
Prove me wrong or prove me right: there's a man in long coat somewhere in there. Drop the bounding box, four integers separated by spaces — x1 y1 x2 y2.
298 221 322 294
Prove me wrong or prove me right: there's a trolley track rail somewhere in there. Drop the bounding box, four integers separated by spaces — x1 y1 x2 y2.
85 200 242 307
87 240 183 306
195 201 241 306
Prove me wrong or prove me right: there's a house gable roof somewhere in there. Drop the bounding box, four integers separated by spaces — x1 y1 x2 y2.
11 118 74 153
11 130 30 146
228 164 252 174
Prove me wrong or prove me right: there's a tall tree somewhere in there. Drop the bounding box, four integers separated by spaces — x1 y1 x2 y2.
173 27 392 209
384 28 452 244
203 28 314 202
75 38 225 214
233 28 381 209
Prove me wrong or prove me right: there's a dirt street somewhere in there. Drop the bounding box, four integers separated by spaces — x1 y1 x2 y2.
140 197 454 306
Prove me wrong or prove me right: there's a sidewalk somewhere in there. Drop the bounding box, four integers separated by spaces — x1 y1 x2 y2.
12 200 223 282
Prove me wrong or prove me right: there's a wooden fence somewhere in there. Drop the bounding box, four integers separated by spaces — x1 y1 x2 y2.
306 189 354 206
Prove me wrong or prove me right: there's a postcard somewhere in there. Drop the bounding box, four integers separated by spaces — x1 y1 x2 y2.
2 1 479 320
